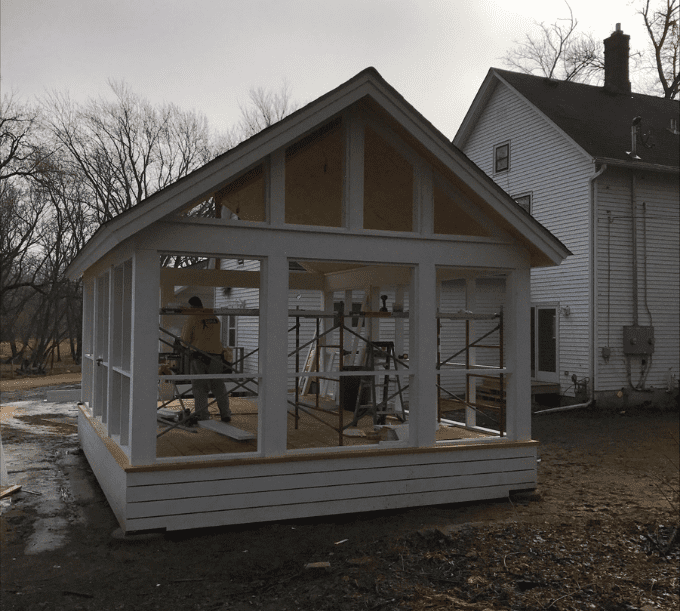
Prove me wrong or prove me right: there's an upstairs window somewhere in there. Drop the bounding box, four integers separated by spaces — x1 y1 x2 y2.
494 142 510 173
513 193 532 214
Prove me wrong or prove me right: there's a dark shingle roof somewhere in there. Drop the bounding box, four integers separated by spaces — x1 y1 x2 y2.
494 68 679 169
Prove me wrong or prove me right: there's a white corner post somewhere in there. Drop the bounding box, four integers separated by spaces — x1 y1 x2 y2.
465 278 477 428
128 249 160 465
505 265 532 441
409 261 438 447
259 253 289 457
81 277 95 407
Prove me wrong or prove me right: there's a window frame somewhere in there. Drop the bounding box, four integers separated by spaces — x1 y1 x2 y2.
494 142 510 174
512 192 532 214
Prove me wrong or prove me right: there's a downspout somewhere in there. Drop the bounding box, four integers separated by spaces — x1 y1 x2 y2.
535 162 607 415
631 172 638 326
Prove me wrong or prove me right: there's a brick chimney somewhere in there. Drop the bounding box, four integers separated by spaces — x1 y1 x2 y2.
604 23 631 94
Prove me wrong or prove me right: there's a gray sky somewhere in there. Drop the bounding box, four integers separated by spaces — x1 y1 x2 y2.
2 0 647 140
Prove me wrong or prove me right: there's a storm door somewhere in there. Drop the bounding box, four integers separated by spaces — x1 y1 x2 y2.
531 306 558 383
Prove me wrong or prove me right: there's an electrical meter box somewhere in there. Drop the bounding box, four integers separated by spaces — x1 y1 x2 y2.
622 325 655 355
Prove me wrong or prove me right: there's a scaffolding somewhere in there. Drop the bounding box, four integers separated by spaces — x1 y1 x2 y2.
289 303 409 446
158 305 409 447
436 309 505 436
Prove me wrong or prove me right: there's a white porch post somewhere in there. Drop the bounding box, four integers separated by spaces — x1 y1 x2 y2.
394 285 405 356
409 261 437 447
81 277 95 407
369 287 380 343
105 267 115 430
505 265 532 441
259 253 289 456
465 278 477 428
128 249 160 465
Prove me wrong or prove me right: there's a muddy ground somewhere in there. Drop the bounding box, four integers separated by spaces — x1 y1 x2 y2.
1 383 678 611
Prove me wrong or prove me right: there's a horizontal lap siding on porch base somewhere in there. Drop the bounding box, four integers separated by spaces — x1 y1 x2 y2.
79 410 537 533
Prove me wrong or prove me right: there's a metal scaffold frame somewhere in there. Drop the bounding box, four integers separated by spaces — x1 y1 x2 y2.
288 302 409 447
436 309 505 436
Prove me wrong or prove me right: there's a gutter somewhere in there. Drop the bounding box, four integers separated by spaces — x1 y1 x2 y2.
536 162 607 415
594 157 679 174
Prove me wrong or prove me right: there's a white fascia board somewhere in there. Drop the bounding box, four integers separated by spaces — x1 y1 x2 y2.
367 80 570 266
452 69 497 149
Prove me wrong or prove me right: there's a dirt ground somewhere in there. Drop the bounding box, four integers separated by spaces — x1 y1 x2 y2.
1 379 678 611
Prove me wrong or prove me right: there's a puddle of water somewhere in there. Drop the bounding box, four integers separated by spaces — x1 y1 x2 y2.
25 516 70 555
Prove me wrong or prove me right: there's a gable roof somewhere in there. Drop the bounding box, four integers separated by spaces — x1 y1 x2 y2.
456 68 679 172
67 68 570 279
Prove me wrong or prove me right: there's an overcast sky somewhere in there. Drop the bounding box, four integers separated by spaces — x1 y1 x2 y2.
2 0 648 140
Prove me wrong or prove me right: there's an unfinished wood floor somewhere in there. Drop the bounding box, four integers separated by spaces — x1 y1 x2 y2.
156 395 490 459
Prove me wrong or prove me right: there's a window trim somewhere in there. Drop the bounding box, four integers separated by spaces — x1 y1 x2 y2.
494 142 510 174
512 192 532 214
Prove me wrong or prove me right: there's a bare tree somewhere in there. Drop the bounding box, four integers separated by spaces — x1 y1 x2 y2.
43 81 215 224
236 80 299 141
638 0 679 98
504 1 679 98
503 3 604 83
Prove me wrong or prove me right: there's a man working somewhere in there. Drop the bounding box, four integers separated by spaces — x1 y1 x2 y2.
181 296 232 423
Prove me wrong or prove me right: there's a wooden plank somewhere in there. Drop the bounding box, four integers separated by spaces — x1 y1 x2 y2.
0 484 22 498
197 420 256 441
128 440 538 481
127 456 536 502
125 468 535 519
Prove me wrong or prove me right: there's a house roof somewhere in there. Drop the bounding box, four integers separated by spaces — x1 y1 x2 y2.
456 68 679 171
67 68 571 279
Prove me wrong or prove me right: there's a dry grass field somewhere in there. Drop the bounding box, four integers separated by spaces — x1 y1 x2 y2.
0 341 81 385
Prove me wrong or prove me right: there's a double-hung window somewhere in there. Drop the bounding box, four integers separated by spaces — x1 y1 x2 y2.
494 142 510 173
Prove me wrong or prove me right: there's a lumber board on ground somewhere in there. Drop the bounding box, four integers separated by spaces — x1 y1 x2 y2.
0 484 22 498
197 420 256 441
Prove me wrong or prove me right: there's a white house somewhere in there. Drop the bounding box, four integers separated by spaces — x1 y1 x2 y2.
66 68 569 533
454 25 679 408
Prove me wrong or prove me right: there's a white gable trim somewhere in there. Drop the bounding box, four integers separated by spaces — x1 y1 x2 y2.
67 69 569 280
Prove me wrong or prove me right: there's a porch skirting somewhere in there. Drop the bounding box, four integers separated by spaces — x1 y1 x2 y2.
78 407 538 533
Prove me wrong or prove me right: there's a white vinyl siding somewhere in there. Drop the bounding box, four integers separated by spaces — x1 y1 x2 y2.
595 169 680 391
462 83 593 393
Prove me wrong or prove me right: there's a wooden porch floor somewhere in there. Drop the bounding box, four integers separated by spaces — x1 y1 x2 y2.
156 395 490 459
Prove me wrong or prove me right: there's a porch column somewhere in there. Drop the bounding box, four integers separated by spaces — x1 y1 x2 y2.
81 277 95 408
128 248 160 465
394 285 405 356
409 261 437 447
505 265 532 441
465 278 477 427
259 253 289 456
